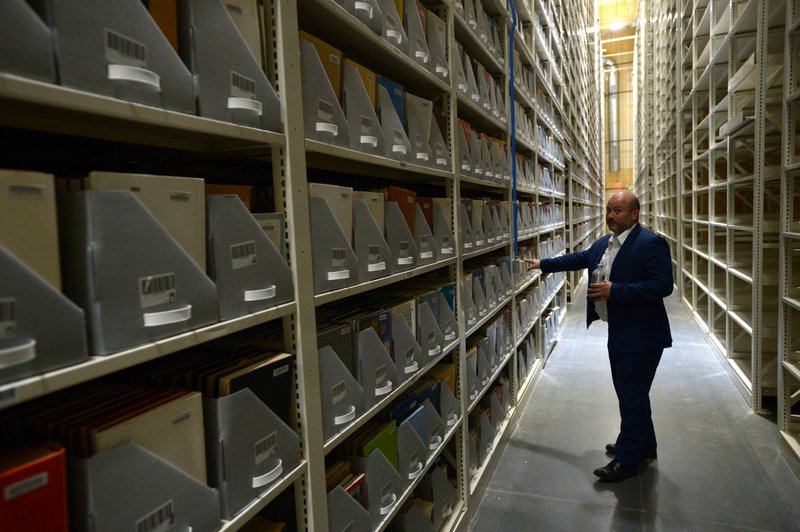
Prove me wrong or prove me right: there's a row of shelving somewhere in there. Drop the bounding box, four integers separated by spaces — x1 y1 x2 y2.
0 0 603 530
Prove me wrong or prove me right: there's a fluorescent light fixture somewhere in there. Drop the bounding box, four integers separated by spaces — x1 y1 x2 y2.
586 26 598 34
609 21 625 31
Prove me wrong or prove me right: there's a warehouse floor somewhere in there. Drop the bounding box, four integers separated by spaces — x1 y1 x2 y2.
469 282 800 531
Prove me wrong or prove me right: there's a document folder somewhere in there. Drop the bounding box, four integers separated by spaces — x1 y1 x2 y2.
343 62 386 155
300 39 349 146
328 485 372 532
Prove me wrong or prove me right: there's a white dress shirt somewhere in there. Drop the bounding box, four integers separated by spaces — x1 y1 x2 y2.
593 224 637 322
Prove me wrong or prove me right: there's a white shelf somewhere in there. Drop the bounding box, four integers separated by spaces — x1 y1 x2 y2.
0 301 296 409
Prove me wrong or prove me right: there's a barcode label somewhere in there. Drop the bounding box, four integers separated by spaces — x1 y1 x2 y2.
375 364 386 385
4 472 48 502
414 133 424 149
318 99 334 122
369 245 381 262
399 241 410 257
231 71 257 98
420 235 429 246
255 431 278 465
168 192 191 202
135 500 174 532
139 273 176 309
393 130 404 145
360 116 374 134
332 381 347 405
405 348 415 365
331 248 346 268
329 53 340 65
273 364 289 377
7 184 44 198
0 298 15 340
231 240 257 270
105 29 147 68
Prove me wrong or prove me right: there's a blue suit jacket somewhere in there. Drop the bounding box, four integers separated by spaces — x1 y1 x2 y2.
541 224 673 353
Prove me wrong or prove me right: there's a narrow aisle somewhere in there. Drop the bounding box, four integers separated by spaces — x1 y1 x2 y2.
469 282 800 531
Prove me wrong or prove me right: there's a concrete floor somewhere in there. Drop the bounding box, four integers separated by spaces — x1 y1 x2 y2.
468 283 800 531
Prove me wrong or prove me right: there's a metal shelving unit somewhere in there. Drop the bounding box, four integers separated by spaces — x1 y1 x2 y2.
0 0 602 530
637 0 785 415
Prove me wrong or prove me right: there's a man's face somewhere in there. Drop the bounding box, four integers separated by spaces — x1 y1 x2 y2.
606 194 639 235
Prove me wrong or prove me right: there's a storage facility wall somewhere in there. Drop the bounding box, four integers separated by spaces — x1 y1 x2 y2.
0 0 601 530
636 0 799 470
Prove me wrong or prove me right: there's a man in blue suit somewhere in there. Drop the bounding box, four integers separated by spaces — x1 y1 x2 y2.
523 190 673 482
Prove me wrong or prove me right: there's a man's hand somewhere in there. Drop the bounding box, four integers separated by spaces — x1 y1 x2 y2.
587 280 612 301
521 258 541 271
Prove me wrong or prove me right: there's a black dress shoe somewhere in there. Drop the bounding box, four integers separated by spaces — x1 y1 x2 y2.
593 460 640 483
605 443 657 460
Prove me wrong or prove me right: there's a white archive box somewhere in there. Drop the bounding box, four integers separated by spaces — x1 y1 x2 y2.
0 170 61 290
85 171 206 270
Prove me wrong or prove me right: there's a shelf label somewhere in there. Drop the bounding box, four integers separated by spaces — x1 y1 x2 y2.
4 472 48 502
231 71 257 100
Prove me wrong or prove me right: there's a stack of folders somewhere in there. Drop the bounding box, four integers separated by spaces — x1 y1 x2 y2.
326 460 367 507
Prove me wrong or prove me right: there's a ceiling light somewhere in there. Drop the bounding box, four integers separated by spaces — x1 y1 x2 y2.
609 21 625 31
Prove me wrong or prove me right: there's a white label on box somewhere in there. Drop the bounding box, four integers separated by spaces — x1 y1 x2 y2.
274 364 290 377
399 241 410 257
135 499 174 532
7 184 44 199
414 133 425 149
332 381 347 405
420 234 429 248
0 298 16 341
105 29 147 68
4 472 48 502
231 240 258 270
318 99 334 122
361 116 374 135
255 431 278 465
331 248 347 268
231 71 257 99
369 245 381 262
168 191 191 203
139 273 176 309
329 53 340 64
393 130 404 146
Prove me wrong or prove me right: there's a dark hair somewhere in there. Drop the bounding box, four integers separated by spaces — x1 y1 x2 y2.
631 196 640 211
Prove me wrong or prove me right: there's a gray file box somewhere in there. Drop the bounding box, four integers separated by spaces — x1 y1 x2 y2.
476 345 491 389
416 466 455 530
461 279 478 329
428 118 451 170
502 380 512 410
478 336 495 376
343 63 386 155
474 0 489 45
328 486 372 532
405 93 433 166
426 12 448 81
478 410 494 465
417 302 444 362
1 0 56 82
472 276 488 318
478 137 494 182
310 196 359 294
513 308 522 342
389 502 435 532
397 419 427 487
404 0 431 69
490 18 502 62
500 261 512 296
455 48 469 96
391 313 422 384
464 0 478 31
495 266 510 299
415 204 437 266
484 325 498 368
319 345 365 441
468 130 484 178
0 248 87 385
378 84 412 161
351 450 402 526
476 65 492 114
207 195 292 321
525 336 536 370
421 399 446 454
483 203 497 245
459 203 475 252
204 389 300 518
463 52 481 104
300 39 349 146
456 125 474 176
436 292 457 344
482 267 497 308
433 204 455 258
178 0 281 130
466 354 480 405
439 382 460 431
385 202 417 273
333 0 383 35
59 191 218 355
70 442 220 532
354 200 392 282
376 0 409 54
489 393 505 430
493 204 507 240
517 350 526 382
357 327 399 408
29 0 194 113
